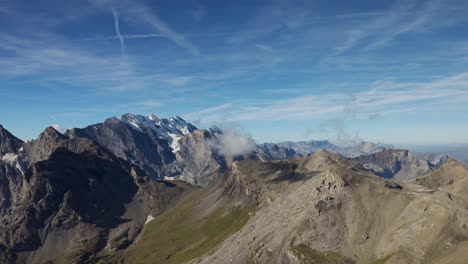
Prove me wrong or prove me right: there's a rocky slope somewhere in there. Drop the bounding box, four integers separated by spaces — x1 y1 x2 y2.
0 125 23 156
0 127 191 264
196 151 468 264
1 117 468 264
257 143 299 160
66 114 227 185
81 150 468 264
268 140 390 158
350 148 448 180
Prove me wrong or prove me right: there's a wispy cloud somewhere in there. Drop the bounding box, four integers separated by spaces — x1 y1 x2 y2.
335 0 448 54
187 72 468 123
51 124 66 133
90 0 199 54
192 6 206 24
255 44 274 52
121 1 199 55
79 34 163 41
135 100 163 108
111 7 126 56
228 1 308 44
260 88 306 94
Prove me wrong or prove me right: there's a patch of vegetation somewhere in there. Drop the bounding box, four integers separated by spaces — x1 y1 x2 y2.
246 242 266 264
289 239 353 264
371 254 394 264
53 253 81 264
99 188 253 264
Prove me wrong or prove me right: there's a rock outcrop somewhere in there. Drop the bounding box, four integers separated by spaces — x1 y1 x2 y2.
0 125 23 156
350 148 446 180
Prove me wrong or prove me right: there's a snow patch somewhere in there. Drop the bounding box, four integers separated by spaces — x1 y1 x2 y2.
168 133 182 153
2 153 19 164
145 215 155 225
119 113 195 152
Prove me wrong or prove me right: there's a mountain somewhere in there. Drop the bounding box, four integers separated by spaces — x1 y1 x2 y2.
0 127 191 263
260 140 447 180
411 158 468 205
410 144 468 164
66 114 226 185
0 125 23 156
264 140 390 158
273 140 339 155
417 152 450 167
257 144 299 160
97 150 468 264
1 116 468 263
350 148 448 180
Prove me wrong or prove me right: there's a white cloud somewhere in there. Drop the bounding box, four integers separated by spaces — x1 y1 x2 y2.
255 44 274 52
336 0 446 53
212 126 257 157
51 124 65 133
112 7 126 56
89 0 199 55
136 100 163 108
192 6 206 23
163 76 193 86
188 72 468 123
228 1 308 44
118 1 199 55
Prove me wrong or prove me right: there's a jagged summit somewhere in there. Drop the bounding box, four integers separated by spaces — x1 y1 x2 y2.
112 113 197 153
116 113 196 136
349 148 444 180
2 114 468 264
39 126 68 140
266 139 389 158
441 157 467 167
0 124 23 155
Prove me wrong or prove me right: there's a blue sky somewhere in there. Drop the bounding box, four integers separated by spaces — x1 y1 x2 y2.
1 0 468 146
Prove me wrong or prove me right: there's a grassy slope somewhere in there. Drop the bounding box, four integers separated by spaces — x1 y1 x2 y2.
99 186 253 264
289 238 353 264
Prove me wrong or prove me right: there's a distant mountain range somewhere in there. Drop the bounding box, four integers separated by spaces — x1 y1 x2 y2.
0 113 466 263
259 140 449 180
260 139 392 158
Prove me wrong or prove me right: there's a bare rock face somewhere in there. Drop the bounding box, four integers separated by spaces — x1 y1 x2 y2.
2 119 468 264
174 129 227 185
0 161 23 214
257 144 299 160
198 151 468 264
0 125 26 215
0 124 190 264
66 115 231 186
0 125 23 156
23 126 68 165
66 116 176 179
350 148 445 180
268 140 389 158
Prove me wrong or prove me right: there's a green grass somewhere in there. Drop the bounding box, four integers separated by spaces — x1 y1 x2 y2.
289 239 352 264
370 254 395 264
53 254 79 264
99 187 253 264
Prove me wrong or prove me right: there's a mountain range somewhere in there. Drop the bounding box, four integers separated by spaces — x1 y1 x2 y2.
0 114 466 264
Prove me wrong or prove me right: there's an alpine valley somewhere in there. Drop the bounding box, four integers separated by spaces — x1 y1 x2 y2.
0 114 466 264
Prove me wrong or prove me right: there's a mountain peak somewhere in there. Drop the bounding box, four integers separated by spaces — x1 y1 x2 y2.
0 124 23 155
440 157 466 168
117 113 196 136
314 148 334 156
40 126 67 140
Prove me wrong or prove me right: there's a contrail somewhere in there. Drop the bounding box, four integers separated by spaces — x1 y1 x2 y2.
112 7 126 57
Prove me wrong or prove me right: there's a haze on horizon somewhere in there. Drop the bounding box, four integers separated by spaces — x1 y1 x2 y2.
1 0 468 146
